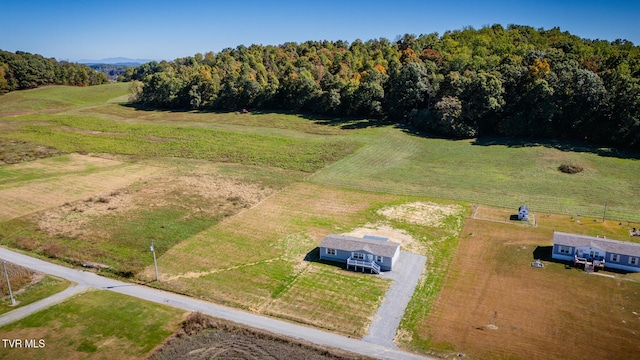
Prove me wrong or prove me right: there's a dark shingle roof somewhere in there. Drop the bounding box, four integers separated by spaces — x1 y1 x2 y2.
319 234 400 257
553 231 640 257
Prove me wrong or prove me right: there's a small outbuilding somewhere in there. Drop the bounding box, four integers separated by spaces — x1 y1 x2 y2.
552 231 640 272
518 205 529 221
318 234 401 273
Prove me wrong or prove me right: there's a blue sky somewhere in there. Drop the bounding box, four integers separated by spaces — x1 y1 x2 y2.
2 0 638 62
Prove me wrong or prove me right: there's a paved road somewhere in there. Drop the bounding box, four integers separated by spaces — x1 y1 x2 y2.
0 284 88 328
0 247 436 360
363 252 428 348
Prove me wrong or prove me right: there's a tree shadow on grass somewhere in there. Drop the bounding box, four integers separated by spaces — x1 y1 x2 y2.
121 102 239 115
314 118 392 130
122 104 391 130
472 137 640 160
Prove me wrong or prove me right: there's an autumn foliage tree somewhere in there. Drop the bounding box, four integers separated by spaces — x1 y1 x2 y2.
125 25 640 149
0 50 107 91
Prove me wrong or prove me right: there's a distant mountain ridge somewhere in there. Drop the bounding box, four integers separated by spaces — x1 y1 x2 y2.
77 57 154 65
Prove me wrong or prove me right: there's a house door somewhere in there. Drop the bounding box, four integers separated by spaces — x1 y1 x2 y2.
590 250 600 259
367 254 373 262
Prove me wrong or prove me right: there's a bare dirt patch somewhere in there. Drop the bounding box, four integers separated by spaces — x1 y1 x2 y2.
423 213 640 359
0 139 63 164
377 202 464 228
0 154 166 222
344 224 425 255
35 168 273 240
56 125 127 137
343 202 465 255
149 312 374 360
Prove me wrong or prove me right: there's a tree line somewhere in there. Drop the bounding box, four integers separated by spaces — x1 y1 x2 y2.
0 50 108 93
3 24 631 149
88 63 133 82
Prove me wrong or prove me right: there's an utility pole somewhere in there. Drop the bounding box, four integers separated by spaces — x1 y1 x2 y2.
2 260 15 305
150 241 159 282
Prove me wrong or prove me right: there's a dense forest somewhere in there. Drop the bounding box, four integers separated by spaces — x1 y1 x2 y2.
0 50 108 93
124 24 640 149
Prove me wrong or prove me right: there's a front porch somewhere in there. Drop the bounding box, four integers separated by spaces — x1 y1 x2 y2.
346 257 380 274
574 255 605 272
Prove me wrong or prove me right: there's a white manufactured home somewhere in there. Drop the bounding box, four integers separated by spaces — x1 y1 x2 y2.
318 234 401 273
552 231 640 272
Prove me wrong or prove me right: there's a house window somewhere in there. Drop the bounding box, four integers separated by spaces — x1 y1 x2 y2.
352 252 364 260
630 257 638 266
610 254 619 262
326 248 336 256
376 255 383 263
558 245 572 254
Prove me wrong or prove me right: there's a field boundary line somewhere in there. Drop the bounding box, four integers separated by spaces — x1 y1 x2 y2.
162 256 285 282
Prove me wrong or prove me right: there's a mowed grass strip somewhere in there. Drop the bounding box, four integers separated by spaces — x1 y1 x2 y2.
0 153 132 187
0 275 70 315
155 183 396 276
0 83 129 116
265 264 390 337
310 127 640 222
0 154 165 221
1 114 358 172
169 259 296 310
0 290 185 360
76 104 346 137
155 183 400 327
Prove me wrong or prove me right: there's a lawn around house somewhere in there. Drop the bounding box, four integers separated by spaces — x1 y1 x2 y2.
151 183 402 336
0 275 71 315
147 182 466 337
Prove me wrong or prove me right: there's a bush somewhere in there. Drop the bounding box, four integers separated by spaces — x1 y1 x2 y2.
181 312 215 336
558 163 584 174
43 243 65 258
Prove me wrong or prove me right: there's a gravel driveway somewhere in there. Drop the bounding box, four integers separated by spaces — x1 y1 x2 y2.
362 251 427 348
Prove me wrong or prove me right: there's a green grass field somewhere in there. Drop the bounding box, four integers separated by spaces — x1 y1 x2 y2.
310 127 640 222
0 276 70 315
2 84 638 223
0 290 185 360
1 114 358 172
0 84 130 116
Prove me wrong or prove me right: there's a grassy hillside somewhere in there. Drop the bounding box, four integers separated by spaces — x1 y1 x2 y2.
1 85 639 221
0 83 128 116
310 128 640 222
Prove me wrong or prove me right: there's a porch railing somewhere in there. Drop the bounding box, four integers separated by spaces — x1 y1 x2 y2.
346 257 380 274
